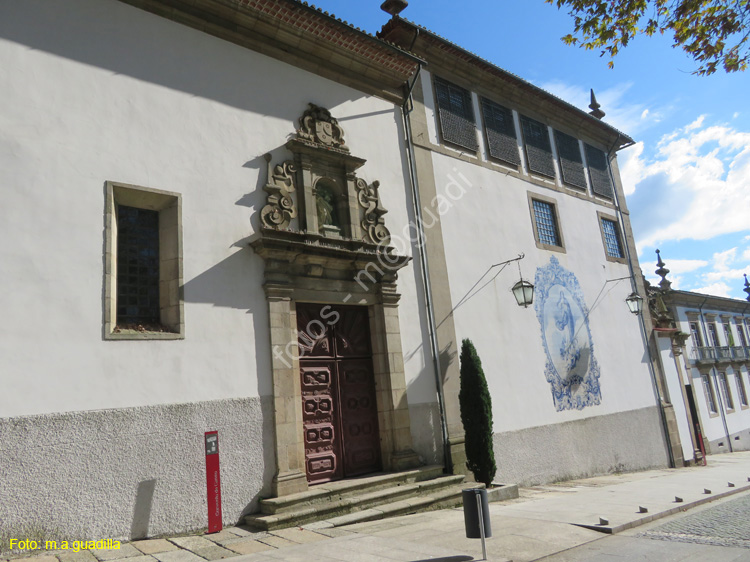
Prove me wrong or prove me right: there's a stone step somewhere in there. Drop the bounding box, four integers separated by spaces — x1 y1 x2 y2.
308 481 484 528
257 464 445 515
244 470 466 531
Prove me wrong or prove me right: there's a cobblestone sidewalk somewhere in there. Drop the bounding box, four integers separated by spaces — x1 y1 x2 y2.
2 526 350 562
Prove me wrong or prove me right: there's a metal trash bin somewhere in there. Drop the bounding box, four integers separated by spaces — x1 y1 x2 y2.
462 487 492 538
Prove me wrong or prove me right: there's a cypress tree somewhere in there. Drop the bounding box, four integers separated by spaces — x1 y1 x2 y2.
459 338 497 487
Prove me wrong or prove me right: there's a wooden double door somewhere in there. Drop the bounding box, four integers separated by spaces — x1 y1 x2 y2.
297 303 381 484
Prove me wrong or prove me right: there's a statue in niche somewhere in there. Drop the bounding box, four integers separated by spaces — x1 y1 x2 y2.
316 185 340 234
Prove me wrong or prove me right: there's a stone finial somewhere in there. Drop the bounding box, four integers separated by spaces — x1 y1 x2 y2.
655 249 671 290
380 0 408 17
744 273 750 302
589 89 605 119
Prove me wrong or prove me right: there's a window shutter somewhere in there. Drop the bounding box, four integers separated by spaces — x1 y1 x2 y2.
434 77 478 151
585 144 614 199
521 116 555 178
481 98 520 166
554 130 586 189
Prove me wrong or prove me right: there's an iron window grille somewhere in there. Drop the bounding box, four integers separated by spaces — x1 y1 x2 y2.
116 205 160 326
554 130 586 189
532 199 561 247
481 98 520 166
521 115 555 178
600 218 624 259
585 144 614 199
434 77 478 151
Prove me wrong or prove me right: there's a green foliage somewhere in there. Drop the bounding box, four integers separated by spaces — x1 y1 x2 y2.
459 338 497 487
547 0 749 75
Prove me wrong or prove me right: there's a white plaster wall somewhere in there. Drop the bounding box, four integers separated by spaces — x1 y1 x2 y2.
0 0 435 418
0 397 274 546
433 152 660 433
657 338 695 462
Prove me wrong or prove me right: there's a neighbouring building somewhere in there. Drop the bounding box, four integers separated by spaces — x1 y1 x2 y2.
647 251 750 464
1 0 676 544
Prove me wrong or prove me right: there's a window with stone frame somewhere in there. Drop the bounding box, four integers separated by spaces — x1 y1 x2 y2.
520 115 555 178
718 372 735 411
434 76 478 152
597 212 625 263
723 320 736 347
554 130 586 189
481 98 520 167
702 373 718 414
690 321 704 347
105 181 183 339
585 144 614 199
707 322 720 347
529 194 564 252
736 372 749 408
738 319 749 347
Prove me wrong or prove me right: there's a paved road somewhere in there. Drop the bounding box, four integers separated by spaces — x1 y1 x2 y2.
639 490 750 549
539 491 750 561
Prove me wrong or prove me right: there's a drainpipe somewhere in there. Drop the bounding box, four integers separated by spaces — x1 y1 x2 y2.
607 141 675 468
699 302 733 452
400 65 453 474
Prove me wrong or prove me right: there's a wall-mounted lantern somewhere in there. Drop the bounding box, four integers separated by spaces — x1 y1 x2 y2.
512 279 535 308
626 292 643 315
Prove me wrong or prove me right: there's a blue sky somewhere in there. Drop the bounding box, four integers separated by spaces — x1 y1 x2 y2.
310 0 750 300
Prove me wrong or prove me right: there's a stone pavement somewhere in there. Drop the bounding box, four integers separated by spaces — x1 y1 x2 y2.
4 451 750 562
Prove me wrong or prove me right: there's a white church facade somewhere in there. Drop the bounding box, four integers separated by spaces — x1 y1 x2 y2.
1 0 676 542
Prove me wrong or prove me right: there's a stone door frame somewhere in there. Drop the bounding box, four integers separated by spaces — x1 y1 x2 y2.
265 281 420 497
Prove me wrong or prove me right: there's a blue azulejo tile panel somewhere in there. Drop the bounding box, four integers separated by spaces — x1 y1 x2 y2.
534 256 602 411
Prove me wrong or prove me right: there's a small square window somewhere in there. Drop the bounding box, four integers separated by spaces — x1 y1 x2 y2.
105 181 184 340
597 214 625 262
528 194 564 252
434 77 478 152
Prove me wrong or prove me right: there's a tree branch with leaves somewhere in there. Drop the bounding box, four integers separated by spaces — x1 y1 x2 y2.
547 0 749 74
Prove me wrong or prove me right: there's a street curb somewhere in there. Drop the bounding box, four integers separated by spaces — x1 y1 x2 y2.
575 482 750 534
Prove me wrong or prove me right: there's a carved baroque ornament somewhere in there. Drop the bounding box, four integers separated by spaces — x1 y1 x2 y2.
259 103 391 247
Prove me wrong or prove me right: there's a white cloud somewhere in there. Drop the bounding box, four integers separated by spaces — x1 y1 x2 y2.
665 258 709 274
743 247 750 261
536 80 662 136
702 267 748 285
684 115 706 132
712 247 737 271
627 119 750 248
619 142 645 196
691 282 732 298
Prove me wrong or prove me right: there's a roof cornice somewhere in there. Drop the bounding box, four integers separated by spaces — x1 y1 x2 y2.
663 289 750 314
118 0 423 104
379 17 634 151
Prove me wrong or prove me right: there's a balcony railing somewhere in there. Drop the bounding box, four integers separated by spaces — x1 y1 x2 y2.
691 346 750 363
693 346 717 362
717 346 733 362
